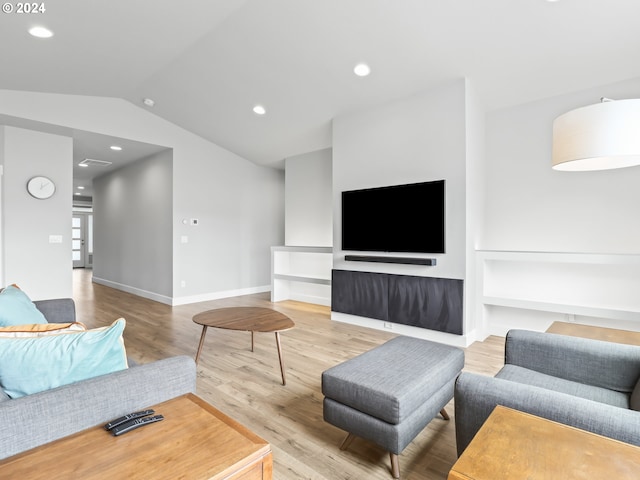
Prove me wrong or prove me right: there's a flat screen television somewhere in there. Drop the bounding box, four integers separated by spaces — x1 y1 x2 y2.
341 180 445 254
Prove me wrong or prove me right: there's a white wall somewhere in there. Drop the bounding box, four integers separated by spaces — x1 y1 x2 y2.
0 127 3 287
478 76 640 336
333 79 467 277
464 80 486 340
1 126 73 299
93 150 173 301
285 148 332 247
332 79 472 345
483 77 640 253
0 90 284 305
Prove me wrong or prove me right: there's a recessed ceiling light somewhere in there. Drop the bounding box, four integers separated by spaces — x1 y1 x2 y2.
28 26 54 38
253 105 266 115
74 192 82 196
78 163 89 168
354 63 371 77
110 145 122 151
77 186 85 190
143 98 155 107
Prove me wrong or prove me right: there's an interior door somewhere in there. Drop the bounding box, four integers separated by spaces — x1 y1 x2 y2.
72 215 85 268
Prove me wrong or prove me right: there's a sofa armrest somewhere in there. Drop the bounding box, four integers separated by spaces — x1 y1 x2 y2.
0 355 196 460
33 298 76 324
454 372 640 456
505 329 640 392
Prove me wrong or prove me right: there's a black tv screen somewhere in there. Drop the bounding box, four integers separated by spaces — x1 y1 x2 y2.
341 180 445 254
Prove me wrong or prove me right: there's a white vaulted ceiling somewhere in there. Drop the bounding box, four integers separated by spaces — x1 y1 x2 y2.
2 0 640 168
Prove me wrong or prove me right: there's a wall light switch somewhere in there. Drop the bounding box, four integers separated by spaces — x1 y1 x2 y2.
49 235 63 244
181 235 189 244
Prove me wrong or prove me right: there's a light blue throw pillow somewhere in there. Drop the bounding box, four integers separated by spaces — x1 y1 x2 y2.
0 318 128 398
0 285 47 326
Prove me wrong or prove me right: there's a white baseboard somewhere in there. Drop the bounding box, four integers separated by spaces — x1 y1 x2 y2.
171 285 271 306
92 277 270 307
92 277 173 305
286 293 331 306
330 312 476 348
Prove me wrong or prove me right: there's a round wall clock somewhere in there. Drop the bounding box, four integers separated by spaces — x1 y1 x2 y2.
27 176 56 199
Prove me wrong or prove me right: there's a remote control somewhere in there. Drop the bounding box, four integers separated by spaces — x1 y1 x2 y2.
104 409 155 431
111 414 164 436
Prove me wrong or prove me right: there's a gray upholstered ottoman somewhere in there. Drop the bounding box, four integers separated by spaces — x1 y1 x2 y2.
322 336 464 479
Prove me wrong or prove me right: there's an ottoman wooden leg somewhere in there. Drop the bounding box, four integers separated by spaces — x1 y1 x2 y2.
390 453 400 479
440 408 450 421
340 432 355 451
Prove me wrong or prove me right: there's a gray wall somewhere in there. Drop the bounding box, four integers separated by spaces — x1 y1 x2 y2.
93 150 173 301
285 148 332 247
0 90 284 305
173 145 284 304
1 126 73 299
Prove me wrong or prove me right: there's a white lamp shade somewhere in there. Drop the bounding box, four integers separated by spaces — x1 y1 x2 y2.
552 99 640 171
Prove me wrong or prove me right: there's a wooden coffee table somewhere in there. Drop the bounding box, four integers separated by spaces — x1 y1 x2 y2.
0 393 272 480
193 307 295 385
448 405 640 479
546 321 640 346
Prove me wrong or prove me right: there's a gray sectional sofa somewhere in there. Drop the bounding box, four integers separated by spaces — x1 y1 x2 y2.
0 298 197 460
454 329 640 455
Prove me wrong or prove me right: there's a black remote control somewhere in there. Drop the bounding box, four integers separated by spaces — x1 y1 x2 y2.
104 409 155 431
111 414 164 436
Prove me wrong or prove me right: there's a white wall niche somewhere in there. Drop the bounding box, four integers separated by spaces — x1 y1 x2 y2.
477 250 640 338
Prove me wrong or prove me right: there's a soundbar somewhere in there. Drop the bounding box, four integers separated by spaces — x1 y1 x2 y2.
344 255 436 266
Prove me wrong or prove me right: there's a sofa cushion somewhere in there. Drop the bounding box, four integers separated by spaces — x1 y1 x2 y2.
0 286 47 327
0 318 128 398
497 364 629 409
33 298 76 324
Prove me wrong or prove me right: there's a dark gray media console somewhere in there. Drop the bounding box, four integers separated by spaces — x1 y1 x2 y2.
331 269 463 335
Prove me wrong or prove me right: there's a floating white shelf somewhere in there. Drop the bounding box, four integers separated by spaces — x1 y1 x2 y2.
272 273 331 285
271 246 333 305
482 296 640 323
476 250 640 337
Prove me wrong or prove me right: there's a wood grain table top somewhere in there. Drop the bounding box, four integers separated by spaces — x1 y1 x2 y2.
448 405 640 480
193 307 295 333
546 321 640 346
0 393 272 480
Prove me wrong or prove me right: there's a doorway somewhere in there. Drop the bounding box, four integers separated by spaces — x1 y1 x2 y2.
72 212 93 268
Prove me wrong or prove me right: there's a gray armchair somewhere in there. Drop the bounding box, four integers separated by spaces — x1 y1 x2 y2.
454 329 640 455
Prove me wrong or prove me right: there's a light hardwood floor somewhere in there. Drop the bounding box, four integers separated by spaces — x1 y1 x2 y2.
73 269 505 480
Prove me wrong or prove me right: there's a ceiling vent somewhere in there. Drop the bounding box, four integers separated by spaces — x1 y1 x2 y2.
79 158 112 167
